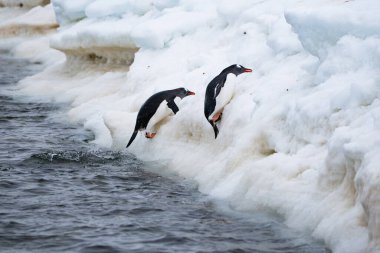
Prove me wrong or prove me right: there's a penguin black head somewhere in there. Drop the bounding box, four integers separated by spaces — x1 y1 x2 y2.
176 87 196 99
223 64 253 76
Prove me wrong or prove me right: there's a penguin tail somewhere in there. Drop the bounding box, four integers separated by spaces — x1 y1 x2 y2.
208 120 219 139
126 130 138 148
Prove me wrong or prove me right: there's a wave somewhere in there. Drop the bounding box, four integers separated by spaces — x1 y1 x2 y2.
28 149 138 164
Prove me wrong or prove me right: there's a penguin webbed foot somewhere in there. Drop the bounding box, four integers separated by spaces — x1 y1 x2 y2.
211 112 223 123
145 132 157 139
216 112 223 123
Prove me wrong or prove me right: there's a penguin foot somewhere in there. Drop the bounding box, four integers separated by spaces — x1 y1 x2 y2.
212 112 223 123
145 132 156 139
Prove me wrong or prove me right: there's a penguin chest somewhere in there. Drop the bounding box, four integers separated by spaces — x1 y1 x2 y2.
146 99 176 131
212 74 236 118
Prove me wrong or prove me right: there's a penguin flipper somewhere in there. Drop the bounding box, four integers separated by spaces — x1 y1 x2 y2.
166 100 179 114
126 130 138 148
214 81 224 99
209 120 219 139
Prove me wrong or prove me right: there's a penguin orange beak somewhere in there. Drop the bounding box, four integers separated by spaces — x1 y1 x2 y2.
186 91 196 96
244 68 253 73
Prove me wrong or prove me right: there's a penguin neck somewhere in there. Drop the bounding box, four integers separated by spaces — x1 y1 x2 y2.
225 73 237 85
221 71 236 77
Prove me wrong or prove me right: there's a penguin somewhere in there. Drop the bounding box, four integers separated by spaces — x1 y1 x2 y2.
204 64 252 138
126 87 195 148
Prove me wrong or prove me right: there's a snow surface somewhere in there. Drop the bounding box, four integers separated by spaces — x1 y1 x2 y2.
0 3 57 41
4 0 380 252
0 0 49 8
0 3 62 64
2 4 56 26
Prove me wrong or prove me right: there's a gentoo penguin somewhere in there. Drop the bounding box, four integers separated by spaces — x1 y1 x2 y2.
126 87 195 148
204 64 252 138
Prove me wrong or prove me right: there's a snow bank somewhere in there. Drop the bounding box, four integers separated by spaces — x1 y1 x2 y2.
8 0 380 252
0 0 49 8
0 1 62 65
0 3 57 36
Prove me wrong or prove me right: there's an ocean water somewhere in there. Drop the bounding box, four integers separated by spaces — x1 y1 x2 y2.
0 54 330 253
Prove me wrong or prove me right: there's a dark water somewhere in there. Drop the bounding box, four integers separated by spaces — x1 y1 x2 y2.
0 54 330 253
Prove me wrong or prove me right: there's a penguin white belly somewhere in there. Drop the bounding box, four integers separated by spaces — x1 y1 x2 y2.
146 100 175 132
210 73 236 120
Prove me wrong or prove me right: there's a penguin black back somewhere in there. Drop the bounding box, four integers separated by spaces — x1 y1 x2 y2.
127 87 195 147
204 74 227 120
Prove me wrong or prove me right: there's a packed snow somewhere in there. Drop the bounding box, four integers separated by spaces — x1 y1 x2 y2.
2 0 380 252
0 0 49 8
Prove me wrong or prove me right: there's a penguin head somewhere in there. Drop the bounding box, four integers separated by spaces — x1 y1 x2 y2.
224 64 253 76
176 87 196 99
